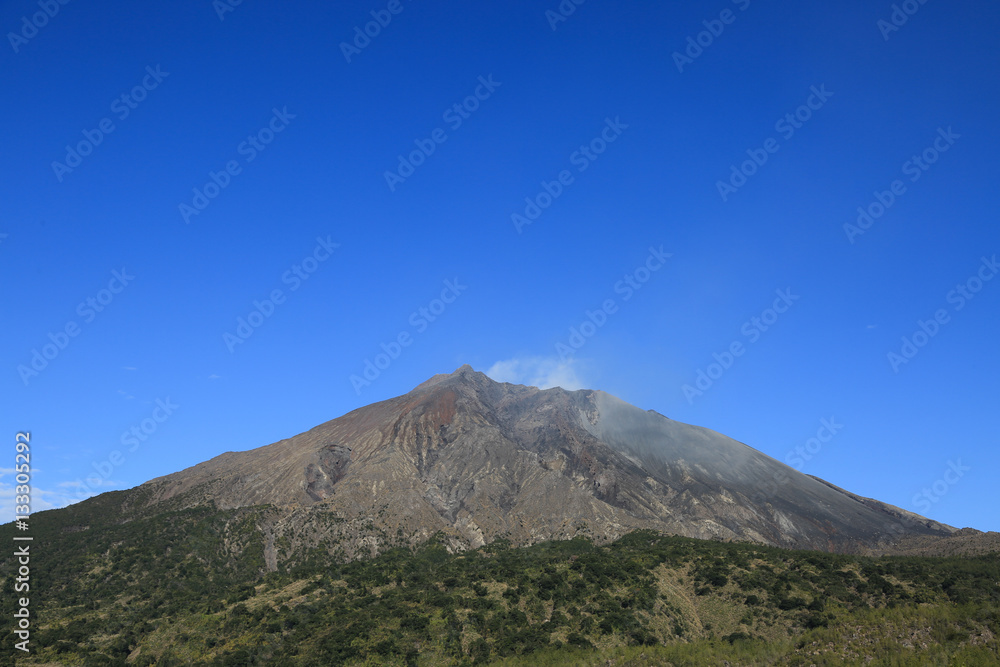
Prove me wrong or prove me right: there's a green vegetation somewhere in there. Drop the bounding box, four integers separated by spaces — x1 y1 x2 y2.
1 501 998 666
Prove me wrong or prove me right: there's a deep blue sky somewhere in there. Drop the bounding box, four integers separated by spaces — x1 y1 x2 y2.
2 0 997 532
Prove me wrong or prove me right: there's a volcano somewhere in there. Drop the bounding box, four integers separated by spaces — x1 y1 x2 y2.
131 364 953 560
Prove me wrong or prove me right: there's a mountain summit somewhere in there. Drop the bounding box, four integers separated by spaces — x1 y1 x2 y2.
136 365 954 558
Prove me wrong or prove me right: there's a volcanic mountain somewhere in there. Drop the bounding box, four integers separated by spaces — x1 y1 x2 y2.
131 365 954 560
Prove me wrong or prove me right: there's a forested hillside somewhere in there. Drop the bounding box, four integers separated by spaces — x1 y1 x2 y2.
1 498 997 666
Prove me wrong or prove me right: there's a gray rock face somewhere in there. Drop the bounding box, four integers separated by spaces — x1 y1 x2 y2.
139 365 955 556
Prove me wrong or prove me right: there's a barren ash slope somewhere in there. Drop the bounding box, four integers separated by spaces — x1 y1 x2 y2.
132 365 959 560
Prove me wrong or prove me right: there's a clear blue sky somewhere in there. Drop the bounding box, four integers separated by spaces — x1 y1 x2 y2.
2 0 997 532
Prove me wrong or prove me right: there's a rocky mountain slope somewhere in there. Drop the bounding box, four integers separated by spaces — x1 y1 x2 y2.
131 365 955 559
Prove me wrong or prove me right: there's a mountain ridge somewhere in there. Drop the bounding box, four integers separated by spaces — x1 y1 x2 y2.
127 365 957 560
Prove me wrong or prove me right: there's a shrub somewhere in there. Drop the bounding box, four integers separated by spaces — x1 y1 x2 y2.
566 632 594 649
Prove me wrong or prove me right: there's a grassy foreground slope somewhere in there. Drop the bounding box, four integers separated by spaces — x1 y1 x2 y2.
1 499 998 666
